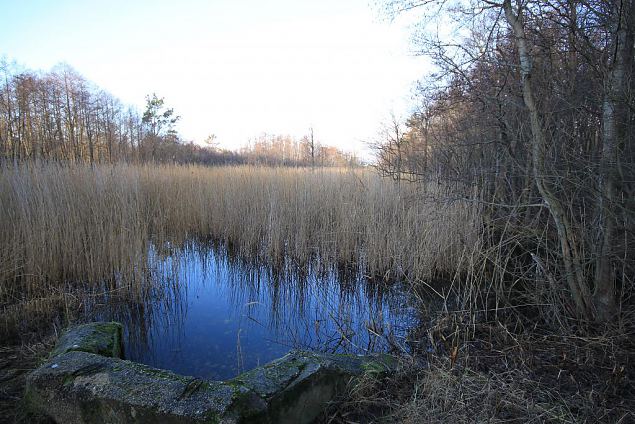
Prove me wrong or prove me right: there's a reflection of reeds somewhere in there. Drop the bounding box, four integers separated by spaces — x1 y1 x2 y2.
0 163 478 338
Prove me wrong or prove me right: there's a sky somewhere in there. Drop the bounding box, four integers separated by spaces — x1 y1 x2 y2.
0 0 427 156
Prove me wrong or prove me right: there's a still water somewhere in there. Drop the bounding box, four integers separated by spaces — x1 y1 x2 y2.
94 242 417 380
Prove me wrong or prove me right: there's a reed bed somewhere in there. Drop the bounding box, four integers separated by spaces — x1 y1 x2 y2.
0 162 478 335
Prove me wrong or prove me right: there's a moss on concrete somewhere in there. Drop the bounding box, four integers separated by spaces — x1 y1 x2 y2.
124 359 192 384
360 355 397 377
50 322 123 359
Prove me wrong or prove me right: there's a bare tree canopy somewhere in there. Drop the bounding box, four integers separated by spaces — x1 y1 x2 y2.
374 0 635 323
0 62 360 168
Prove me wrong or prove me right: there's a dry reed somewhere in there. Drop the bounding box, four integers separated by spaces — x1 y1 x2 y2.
0 162 478 335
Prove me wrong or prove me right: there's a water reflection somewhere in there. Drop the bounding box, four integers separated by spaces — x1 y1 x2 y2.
93 242 417 380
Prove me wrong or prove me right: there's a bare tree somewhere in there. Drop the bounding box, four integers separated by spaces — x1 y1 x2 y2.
376 0 635 322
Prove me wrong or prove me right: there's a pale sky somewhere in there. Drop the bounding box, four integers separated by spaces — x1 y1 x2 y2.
0 0 427 155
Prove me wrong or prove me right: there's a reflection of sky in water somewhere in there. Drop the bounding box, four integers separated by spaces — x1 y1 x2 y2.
95 243 417 380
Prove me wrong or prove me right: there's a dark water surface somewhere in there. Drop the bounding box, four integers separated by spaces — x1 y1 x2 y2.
94 243 417 380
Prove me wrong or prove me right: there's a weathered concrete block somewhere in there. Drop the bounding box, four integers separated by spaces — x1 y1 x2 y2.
26 350 263 423
26 322 396 424
230 351 396 424
49 322 123 359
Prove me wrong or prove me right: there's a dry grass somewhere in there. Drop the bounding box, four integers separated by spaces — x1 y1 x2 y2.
332 364 593 423
0 162 478 337
0 337 56 424
328 316 635 423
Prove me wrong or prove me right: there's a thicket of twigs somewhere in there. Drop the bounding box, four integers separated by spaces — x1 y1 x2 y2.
374 0 635 325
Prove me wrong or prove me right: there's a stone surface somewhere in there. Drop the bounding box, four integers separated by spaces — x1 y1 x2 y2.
49 322 123 359
27 323 397 424
26 350 262 423
230 351 396 424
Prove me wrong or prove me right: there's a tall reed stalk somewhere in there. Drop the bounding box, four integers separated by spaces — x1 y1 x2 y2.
0 162 479 335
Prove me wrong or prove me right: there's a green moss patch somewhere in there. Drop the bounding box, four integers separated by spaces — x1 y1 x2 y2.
50 322 123 359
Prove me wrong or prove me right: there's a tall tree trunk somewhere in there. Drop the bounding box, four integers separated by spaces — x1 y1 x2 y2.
503 0 592 319
595 0 635 320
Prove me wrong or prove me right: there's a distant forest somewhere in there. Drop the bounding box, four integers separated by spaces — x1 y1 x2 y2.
0 61 360 167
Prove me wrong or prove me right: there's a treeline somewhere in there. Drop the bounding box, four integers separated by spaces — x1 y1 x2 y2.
239 132 361 167
0 60 359 167
376 0 635 324
2 61 138 163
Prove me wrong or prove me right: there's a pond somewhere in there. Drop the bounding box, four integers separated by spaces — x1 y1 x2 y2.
92 242 418 380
